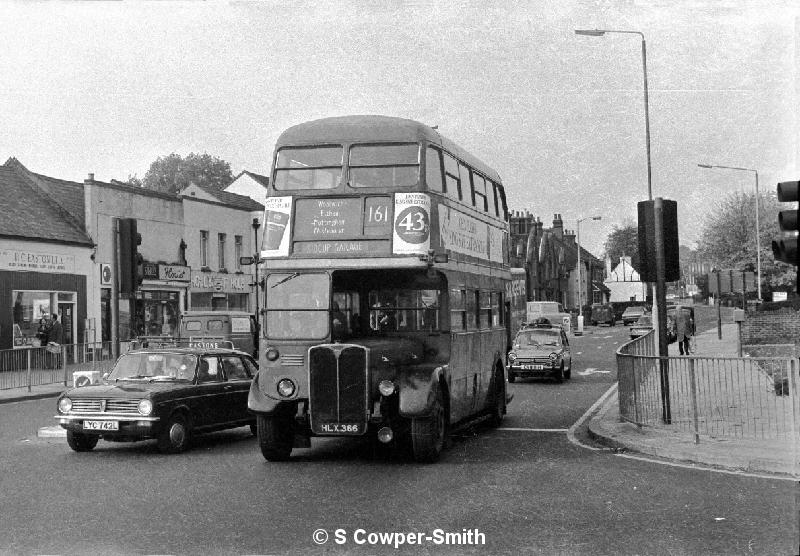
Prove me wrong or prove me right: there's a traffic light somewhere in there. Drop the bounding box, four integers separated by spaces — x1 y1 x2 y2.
118 218 143 294
772 180 799 265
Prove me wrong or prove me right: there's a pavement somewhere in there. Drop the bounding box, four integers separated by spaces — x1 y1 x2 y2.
587 322 799 478
3 326 798 476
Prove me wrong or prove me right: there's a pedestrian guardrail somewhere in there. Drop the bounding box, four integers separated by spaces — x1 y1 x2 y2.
617 331 799 442
0 342 118 391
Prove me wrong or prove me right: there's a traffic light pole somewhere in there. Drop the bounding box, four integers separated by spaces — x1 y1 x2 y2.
653 197 671 424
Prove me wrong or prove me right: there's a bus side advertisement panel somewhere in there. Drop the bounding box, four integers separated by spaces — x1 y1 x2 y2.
439 205 505 262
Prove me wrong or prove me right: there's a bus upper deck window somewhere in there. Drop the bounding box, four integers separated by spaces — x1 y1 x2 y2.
273 146 342 191
425 146 444 193
349 143 419 188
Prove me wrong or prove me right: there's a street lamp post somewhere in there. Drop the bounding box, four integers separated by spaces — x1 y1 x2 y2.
577 215 602 335
575 28 652 201
697 164 762 302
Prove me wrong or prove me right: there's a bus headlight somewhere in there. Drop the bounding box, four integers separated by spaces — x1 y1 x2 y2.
378 380 395 397
266 348 280 362
277 379 296 398
508 352 517 362
138 399 153 416
58 397 72 413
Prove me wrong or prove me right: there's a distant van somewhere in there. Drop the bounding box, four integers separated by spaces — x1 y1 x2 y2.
179 311 256 355
590 303 616 326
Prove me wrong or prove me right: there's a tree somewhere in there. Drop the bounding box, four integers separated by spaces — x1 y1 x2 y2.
696 190 795 290
603 221 640 271
137 153 233 195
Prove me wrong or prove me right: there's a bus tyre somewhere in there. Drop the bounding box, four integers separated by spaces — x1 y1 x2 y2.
489 366 506 427
158 413 191 454
257 414 293 461
66 430 98 452
411 382 448 463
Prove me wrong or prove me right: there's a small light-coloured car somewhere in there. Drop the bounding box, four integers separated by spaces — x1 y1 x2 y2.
629 314 654 340
621 306 648 326
507 323 572 383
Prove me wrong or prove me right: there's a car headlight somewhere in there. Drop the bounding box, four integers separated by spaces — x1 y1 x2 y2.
549 353 558 363
508 352 517 362
58 397 72 413
138 399 153 416
277 379 296 398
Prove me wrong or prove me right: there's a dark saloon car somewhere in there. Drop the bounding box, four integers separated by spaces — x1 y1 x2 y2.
55 346 258 453
507 323 572 382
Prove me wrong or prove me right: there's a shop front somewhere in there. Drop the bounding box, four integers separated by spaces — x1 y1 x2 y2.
1 247 89 350
189 270 252 312
133 263 190 338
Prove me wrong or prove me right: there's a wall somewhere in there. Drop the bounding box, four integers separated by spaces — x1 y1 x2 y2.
741 309 800 345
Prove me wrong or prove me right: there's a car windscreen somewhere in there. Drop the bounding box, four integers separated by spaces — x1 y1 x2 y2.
108 353 197 382
515 330 561 347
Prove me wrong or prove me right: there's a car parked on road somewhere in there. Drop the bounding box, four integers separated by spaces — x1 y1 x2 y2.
629 314 654 340
621 306 649 325
507 322 572 383
590 303 616 326
55 342 258 453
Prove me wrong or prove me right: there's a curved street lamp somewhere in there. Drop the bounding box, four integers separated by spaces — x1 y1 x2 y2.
697 163 762 302
575 28 652 201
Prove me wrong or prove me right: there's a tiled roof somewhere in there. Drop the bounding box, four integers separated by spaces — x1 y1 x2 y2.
242 170 270 188
189 183 264 211
0 167 93 245
4 158 86 225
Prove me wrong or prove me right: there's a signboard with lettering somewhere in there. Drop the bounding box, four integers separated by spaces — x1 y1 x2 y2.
392 193 430 255
143 262 159 280
261 196 293 258
438 205 497 261
0 249 76 274
191 271 249 292
158 264 190 282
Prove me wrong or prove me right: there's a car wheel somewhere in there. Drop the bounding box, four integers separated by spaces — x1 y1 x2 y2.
564 362 572 380
66 430 98 452
488 366 506 427
555 363 564 383
157 413 191 454
411 381 448 463
257 414 293 461
249 423 258 437
508 372 516 383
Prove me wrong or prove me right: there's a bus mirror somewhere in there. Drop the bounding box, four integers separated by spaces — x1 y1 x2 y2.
433 254 449 263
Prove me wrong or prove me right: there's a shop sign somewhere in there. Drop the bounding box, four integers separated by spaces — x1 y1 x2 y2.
0 249 75 273
143 262 158 280
158 264 190 282
191 271 249 292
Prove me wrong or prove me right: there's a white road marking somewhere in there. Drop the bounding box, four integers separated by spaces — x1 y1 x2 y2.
567 383 618 451
497 427 568 432
578 368 611 376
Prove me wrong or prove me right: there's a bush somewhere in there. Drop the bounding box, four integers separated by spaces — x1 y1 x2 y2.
756 298 800 312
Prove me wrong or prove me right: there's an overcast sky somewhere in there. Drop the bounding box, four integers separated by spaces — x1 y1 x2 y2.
2 1 798 256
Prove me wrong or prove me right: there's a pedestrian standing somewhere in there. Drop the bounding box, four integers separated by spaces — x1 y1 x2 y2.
48 313 64 368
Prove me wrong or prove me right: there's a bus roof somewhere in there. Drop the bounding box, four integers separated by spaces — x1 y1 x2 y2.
275 115 503 184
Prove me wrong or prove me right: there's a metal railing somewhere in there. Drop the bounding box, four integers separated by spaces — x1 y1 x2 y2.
617 331 799 442
0 342 119 391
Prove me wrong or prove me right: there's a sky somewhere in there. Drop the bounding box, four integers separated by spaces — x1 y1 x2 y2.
2 0 798 256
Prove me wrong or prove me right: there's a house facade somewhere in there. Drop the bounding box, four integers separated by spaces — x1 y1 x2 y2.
604 255 648 302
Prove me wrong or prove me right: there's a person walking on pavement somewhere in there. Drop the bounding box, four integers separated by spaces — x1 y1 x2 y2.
676 306 693 355
48 313 64 368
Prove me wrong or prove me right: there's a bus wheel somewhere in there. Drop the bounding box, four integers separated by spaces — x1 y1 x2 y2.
257 414 293 461
158 413 191 454
411 382 448 463
66 430 98 452
489 366 506 427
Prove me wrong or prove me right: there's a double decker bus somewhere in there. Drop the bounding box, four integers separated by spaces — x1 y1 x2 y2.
248 115 514 462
